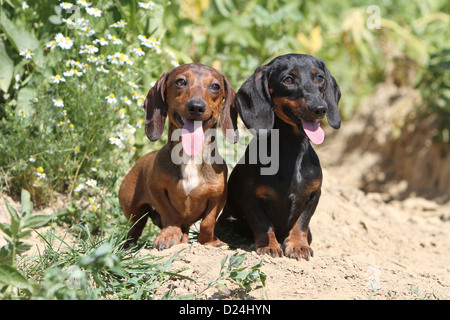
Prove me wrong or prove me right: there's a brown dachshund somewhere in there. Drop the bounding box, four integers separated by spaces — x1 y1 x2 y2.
119 63 238 250
217 54 341 260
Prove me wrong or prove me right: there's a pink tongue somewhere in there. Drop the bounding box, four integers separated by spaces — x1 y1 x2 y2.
301 120 325 145
181 119 204 156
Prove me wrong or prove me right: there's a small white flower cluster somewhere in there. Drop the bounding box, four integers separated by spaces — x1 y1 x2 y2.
32 167 46 187
138 2 155 10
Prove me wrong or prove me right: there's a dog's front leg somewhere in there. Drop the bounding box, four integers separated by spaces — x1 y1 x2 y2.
248 202 283 258
197 199 227 247
152 191 187 250
283 189 320 260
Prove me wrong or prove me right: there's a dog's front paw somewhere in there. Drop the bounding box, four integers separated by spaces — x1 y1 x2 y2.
256 243 283 258
284 240 314 261
201 238 228 247
153 226 187 250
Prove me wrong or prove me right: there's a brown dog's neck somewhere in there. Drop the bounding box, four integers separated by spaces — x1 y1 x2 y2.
167 121 180 149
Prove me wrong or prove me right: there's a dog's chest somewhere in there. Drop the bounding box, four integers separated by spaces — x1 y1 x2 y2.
180 158 202 196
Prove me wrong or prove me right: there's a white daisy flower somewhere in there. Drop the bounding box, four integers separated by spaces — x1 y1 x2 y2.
74 184 84 192
140 37 160 49
93 37 108 46
60 2 73 10
22 2 29 9
110 20 127 28
107 34 123 45
45 40 57 50
127 124 137 135
51 74 66 84
96 66 109 73
76 0 91 7
55 34 74 50
105 93 117 104
79 44 98 54
121 96 131 105
128 81 139 89
138 1 155 9
53 98 64 107
86 55 98 63
62 18 76 28
86 7 102 17
133 47 145 56
109 137 123 148
79 26 95 37
19 49 34 59
86 179 97 187
55 33 66 44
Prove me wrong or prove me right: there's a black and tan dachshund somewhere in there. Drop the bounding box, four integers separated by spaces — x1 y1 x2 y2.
217 54 341 261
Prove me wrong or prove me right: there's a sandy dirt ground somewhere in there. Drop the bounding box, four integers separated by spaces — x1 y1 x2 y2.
145 163 449 300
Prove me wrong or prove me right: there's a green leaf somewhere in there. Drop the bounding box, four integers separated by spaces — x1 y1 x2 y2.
0 223 12 238
15 241 32 255
21 189 33 217
0 11 45 67
230 269 249 282
0 243 13 264
5 204 21 237
0 12 40 53
220 255 228 270
0 263 32 290
49 15 62 25
0 38 14 92
15 87 36 121
228 253 246 268
22 215 54 229
17 229 33 239
22 210 65 230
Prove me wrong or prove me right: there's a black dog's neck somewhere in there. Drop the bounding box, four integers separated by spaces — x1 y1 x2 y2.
272 116 309 154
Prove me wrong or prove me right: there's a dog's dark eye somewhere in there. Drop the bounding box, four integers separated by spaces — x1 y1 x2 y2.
210 83 221 92
316 75 324 83
283 76 294 85
175 78 187 87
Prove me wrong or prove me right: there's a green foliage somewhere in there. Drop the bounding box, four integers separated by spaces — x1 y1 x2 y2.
0 189 65 265
0 0 176 203
417 48 450 143
1 214 193 299
205 252 266 297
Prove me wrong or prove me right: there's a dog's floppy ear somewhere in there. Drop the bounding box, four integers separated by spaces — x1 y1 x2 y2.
144 72 170 141
219 73 239 143
235 65 274 136
320 60 341 129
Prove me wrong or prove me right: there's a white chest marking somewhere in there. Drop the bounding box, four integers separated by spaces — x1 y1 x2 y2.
180 158 201 196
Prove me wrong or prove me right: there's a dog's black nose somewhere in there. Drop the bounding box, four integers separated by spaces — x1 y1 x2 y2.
187 100 206 116
311 105 327 118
